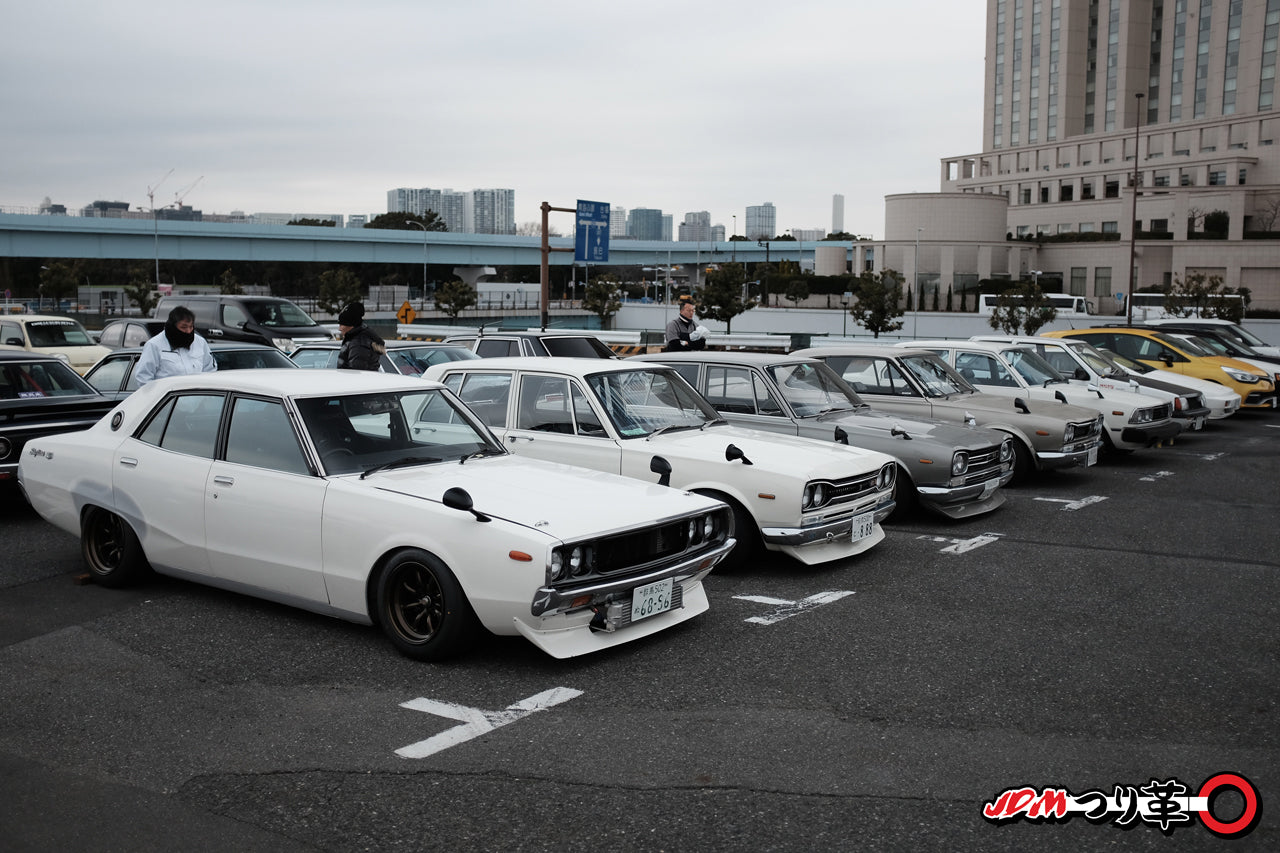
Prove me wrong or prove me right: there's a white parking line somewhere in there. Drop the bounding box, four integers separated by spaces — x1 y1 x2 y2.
915 533 1004 553
1033 495 1108 511
1140 471 1175 482
733 590 855 625
396 687 584 759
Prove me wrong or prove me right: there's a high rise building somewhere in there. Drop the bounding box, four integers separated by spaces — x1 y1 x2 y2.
610 206 629 238
387 186 513 234
832 194 844 234
924 0 1280 311
745 203 776 240
628 207 665 241
678 211 713 242
472 188 516 235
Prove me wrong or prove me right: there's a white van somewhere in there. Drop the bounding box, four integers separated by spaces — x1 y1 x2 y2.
1117 292 1246 321
976 292 1093 318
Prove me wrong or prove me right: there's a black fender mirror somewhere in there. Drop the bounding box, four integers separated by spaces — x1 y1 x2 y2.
443 486 490 522
649 455 672 487
725 444 753 465
834 426 849 445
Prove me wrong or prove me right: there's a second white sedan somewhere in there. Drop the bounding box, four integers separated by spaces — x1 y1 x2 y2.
425 358 898 569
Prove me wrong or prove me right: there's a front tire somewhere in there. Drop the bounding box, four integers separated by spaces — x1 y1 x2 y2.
1009 439 1036 486
376 549 478 661
81 507 149 588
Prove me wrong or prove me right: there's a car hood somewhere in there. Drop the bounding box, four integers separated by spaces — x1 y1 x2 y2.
361 454 721 541
806 406 1004 451
931 390 1102 424
1013 382 1163 410
1125 367 1241 402
643 423 895 478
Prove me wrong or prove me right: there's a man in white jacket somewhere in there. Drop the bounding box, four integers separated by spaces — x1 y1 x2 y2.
135 305 217 385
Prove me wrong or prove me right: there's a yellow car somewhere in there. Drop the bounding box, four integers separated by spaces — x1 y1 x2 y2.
0 313 111 375
1045 328 1277 409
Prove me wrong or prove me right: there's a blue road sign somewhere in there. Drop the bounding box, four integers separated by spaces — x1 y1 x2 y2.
575 199 610 263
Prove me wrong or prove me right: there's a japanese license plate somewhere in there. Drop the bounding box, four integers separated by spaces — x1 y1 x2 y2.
631 578 673 622
980 478 998 499
1191 415 1206 431
851 512 875 541
1086 445 1099 466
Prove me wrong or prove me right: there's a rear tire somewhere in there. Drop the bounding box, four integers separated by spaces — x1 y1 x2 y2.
376 549 478 661
81 507 150 588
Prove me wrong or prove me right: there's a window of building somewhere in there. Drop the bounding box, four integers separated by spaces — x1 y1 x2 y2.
1150 218 1169 233
1070 267 1087 296
1105 180 1120 198
1101 221 1119 233
1240 168 1249 184
1094 267 1112 297
1020 188 1032 204
1209 170 1227 185
1059 183 1074 201
1058 223 1073 234
1040 186 1051 203
1081 181 1095 200
1016 225 1031 238
1079 222 1096 233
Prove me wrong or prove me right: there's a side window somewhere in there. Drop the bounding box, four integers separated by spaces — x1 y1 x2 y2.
222 303 250 327
1039 349 1076 375
451 373 512 427
123 324 152 347
99 324 124 347
955 353 1017 387
751 373 784 415
292 349 338 369
224 397 309 475
665 363 700 387
570 382 606 436
137 393 226 458
517 375 574 433
876 359 919 396
86 358 130 393
0 321 23 346
704 366 757 414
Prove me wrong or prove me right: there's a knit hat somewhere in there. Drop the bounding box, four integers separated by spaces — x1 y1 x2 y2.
338 302 365 326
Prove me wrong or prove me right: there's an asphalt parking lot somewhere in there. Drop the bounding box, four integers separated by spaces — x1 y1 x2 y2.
1 411 1277 852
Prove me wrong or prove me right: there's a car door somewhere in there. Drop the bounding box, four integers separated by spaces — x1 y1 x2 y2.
84 354 137 400
698 365 796 436
506 373 622 474
113 392 225 575
204 395 328 602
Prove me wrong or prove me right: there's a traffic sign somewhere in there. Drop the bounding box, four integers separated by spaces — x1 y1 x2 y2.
574 200 610 263
397 300 417 325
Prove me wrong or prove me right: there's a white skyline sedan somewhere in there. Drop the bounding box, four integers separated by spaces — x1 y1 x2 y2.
17 370 735 661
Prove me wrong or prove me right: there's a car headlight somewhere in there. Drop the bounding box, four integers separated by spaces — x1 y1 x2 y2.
550 549 564 580
1129 407 1155 424
1221 366 1258 383
802 481 829 510
877 463 896 490
271 337 297 353
999 438 1014 462
0 437 11 459
950 451 969 476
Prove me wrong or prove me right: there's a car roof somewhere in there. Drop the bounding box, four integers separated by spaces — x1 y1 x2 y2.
900 339 1021 353
5 314 89 324
0 351 63 363
792 345 939 358
432 356 673 379
294 340 461 351
632 351 813 367
101 342 287 356
139 368 446 396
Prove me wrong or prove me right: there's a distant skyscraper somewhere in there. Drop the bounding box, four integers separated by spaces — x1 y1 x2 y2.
711 224 726 242
662 214 673 241
744 203 776 240
610 206 629 238
387 186 513 233
832 194 844 234
678 211 712 242
628 207 664 241
472 188 516 235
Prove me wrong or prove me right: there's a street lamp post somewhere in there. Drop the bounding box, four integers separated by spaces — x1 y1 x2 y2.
406 220 430 309
1126 92 1145 326
1031 269 1042 288
732 215 737 263
912 227 923 335
145 169 173 286
841 290 852 336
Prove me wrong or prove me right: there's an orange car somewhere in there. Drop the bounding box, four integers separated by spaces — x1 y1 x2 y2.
1044 328 1277 409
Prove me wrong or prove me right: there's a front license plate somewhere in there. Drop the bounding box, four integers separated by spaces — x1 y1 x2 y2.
851 512 875 541
631 578 673 622
980 479 998 499
1086 446 1099 467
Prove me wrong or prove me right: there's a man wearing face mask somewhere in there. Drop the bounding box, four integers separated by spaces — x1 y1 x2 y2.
135 305 217 385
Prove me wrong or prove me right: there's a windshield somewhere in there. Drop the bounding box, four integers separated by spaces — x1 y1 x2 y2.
1178 335 1232 356
0 358 98 398
245 300 320 328
386 346 479 375
24 319 98 347
899 353 973 396
295 388 501 474
1068 341 1125 377
766 361 864 417
1101 349 1155 374
1224 324 1271 349
1151 331 1200 355
586 369 720 438
1001 348 1066 385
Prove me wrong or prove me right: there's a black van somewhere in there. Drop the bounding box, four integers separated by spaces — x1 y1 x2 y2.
153 296 336 351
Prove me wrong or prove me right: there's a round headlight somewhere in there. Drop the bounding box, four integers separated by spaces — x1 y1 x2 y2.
999 439 1014 462
688 518 699 543
878 464 895 490
703 514 716 540
550 550 564 580
951 452 969 476
569 546 584 575
0 437 11 459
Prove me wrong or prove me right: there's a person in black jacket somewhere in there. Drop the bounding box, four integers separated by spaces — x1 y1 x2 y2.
664 296 707 351
336 302 385 370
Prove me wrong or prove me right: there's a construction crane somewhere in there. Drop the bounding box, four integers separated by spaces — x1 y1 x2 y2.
173 175 204 208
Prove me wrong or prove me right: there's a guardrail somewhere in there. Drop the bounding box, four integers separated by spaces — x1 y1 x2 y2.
395 324 797 352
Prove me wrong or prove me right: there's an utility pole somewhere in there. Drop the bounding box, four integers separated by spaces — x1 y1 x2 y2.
540 201 574 330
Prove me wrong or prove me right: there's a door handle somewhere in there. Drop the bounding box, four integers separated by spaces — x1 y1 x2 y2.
118 457 138 468
213 475 235 486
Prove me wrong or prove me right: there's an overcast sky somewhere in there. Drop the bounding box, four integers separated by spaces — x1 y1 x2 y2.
1 0 986 239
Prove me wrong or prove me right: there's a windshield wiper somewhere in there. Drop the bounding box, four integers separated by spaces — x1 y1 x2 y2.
360 455 442 479
699 417 728 430
647 423 703 439
459 447 504 464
